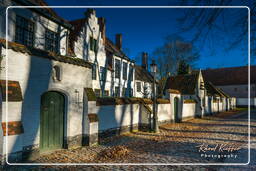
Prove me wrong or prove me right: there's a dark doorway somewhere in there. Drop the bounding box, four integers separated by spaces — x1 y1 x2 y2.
174 97 180 122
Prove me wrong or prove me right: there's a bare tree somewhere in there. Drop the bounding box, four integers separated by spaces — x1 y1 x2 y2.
153 34 199 78
178 0 256 62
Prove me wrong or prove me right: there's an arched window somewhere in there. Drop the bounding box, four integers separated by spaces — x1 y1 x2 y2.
52 65 62 81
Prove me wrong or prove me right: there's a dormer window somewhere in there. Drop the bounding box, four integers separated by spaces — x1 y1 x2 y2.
15 15 34 47
45 28 59 53
89 36 97 53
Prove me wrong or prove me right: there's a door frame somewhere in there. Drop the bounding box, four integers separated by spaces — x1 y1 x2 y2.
39 90 67 152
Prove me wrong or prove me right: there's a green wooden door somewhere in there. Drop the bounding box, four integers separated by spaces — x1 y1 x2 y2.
40 91 64 151
174 97 179 122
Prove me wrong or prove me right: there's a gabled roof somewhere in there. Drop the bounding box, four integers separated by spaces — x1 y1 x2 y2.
0 39 92 68
202 65 256 86
165 72 199 95
135 65 154 83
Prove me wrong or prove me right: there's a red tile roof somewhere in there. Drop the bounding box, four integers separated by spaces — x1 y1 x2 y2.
202 66 256 86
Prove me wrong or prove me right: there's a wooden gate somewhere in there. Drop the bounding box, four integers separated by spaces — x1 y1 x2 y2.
40 91 64 151
174 97 179 122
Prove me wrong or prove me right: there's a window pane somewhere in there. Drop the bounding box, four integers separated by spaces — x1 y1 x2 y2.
100 66 106 81
92 64 97 80
136 82 141 92
123 62 127 80
45 29 59 53
90 37 94 51
15 15 34 47
115 59 121 78
115 87 120 97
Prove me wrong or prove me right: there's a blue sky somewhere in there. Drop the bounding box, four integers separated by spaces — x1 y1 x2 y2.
44 0 251 69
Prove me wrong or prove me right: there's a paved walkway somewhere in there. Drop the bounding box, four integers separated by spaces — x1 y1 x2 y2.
5 109 256 170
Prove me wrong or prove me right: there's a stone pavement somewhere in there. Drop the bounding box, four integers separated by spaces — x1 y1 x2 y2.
4 109 256 170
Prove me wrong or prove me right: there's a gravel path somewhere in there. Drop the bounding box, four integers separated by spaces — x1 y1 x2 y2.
5 109 256 170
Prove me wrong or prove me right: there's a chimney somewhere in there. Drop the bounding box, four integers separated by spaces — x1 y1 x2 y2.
115 34 122 50
85 8 96 17
98 17 106 44
141 52 148 70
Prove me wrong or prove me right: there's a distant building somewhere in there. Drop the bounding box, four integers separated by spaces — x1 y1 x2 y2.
164 70 206 116
134 52 154 98
202 65 256 107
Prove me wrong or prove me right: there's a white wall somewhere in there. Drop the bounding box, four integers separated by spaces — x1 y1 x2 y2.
1 48 92 154
96 104 140 131
182 103 196 119
157 104 172 122
96 102 172 132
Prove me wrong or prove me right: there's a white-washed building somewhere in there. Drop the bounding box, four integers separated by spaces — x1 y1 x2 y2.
134 52 154 98
164 70 207 117
0 0 99 163
69 9 135 98
202 66 256 108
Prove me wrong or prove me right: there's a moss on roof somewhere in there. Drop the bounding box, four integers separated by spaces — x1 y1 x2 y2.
165 73 199 95
0 39 92 68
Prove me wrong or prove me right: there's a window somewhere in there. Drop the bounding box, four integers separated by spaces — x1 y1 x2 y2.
122 87 127 97
123 62 127 80
115 59 121 78
100 66 106 81
15 15 34 47
92 64 97 80
90 36 97 52
136 82 141 92
103 90 109 97
129 65 134 81
45 28 59 53
129 88 133 97
94 89 101 97
114 87 120 97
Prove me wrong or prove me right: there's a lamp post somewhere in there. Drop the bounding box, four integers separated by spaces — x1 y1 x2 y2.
150 60 159 133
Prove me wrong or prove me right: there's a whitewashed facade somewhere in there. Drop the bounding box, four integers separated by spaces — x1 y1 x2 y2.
0 1 97 163
134 52 154 98
70 9 135 97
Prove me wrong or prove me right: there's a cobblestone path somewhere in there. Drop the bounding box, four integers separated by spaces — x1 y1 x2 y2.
5 109 256 170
